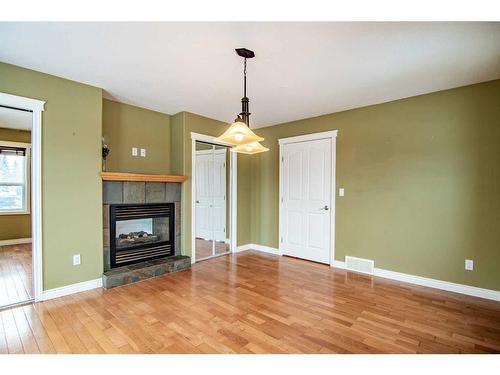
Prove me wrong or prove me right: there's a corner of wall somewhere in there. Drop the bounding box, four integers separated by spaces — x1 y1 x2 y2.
170 112 185 175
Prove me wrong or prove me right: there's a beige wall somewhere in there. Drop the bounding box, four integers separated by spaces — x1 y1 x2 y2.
249 79 500 291
102 99 171 174
0 62 103 290
0 127 32 241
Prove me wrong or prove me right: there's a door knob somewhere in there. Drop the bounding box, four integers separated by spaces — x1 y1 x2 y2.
320 205 329 210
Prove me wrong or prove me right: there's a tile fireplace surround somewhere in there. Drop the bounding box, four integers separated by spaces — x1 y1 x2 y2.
102 181 189 288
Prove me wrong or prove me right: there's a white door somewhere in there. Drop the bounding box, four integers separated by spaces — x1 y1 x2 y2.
212 150 227 241
195 148 226 241
195 152 213 240
281 138 332 264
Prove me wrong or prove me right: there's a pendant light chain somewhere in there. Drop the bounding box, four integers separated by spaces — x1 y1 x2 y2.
244 57 247 98
240 57 250 126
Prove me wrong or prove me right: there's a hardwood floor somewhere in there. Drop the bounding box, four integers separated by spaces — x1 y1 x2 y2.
195 238 230 260
0 243 32 307
1 250 500 354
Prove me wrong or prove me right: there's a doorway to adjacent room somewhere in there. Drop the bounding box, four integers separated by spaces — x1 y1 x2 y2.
0 92 44 307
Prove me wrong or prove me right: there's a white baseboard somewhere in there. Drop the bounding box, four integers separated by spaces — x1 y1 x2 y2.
0 237 32 246
42 278 103 301
235 244 252 252
332 259 500 302
331 260 347 269
236 244 280 255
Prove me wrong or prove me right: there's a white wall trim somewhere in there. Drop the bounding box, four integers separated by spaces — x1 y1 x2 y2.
195 148 227 156
331 260 346 269
190 132 234 147
0 91 45 303
278 130 338 266
0 92 45 112
236 244 280 255
332 260 500 302
278 130 338 145
41 278 103 301
190 132 237 264
0 238 32 246
235 244 252 252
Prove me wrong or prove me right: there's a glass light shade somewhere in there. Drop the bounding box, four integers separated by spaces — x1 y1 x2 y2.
214 119 264 146
230 141 269 155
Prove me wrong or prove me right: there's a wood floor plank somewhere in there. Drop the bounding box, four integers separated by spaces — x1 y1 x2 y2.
33 302 72 353
1 308 24 353
11 307 40 353
0 310 10 353
21 304 56 354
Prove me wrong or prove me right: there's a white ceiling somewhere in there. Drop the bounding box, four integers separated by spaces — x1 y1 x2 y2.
0 22 499 128
0 106 32 131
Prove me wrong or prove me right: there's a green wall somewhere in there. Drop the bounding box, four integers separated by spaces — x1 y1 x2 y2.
0 128 32 241
250 79 500 291
0 62 103 290
170 112 184 176
237 154 253 245
102 99 171 174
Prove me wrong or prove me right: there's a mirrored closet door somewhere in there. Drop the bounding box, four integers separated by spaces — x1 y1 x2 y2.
194 141 231 262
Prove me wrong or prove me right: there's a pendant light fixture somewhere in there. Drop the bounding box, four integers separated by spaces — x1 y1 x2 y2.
230 141 269 155
215 48 268 154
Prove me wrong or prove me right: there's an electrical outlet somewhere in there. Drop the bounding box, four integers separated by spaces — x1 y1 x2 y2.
465 259 473 271
132 147 138 156
339 188 345 197
140 148 146 157
73 254 81 266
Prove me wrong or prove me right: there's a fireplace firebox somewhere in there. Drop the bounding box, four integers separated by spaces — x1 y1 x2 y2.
109 203 175 268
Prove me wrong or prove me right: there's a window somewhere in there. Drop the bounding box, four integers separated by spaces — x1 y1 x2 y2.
0 141 30 214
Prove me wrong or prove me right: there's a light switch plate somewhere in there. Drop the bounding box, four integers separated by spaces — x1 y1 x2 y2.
339 188 345 197
132 147 138 156
73 254 81 266
465 259 473 271
140 148 146 157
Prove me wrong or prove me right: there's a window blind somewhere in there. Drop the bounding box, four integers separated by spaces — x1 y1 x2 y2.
0 146 26 156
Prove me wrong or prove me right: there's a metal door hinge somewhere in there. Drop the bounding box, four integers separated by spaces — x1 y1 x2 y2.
280 236 283 243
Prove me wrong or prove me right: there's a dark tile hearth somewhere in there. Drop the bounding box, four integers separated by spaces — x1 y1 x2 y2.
102 255 191 288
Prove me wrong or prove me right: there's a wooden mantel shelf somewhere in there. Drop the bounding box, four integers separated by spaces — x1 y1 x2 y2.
100 172 188 183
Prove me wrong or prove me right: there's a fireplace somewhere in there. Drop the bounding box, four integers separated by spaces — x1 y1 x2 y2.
109 203 175 268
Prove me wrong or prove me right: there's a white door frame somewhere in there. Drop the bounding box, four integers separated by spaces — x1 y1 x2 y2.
0 91 45 302
278 130 338 266
190 132 237 264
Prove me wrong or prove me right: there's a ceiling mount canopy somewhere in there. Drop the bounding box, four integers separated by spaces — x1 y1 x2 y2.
215 48 268 154
235 48 255 59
